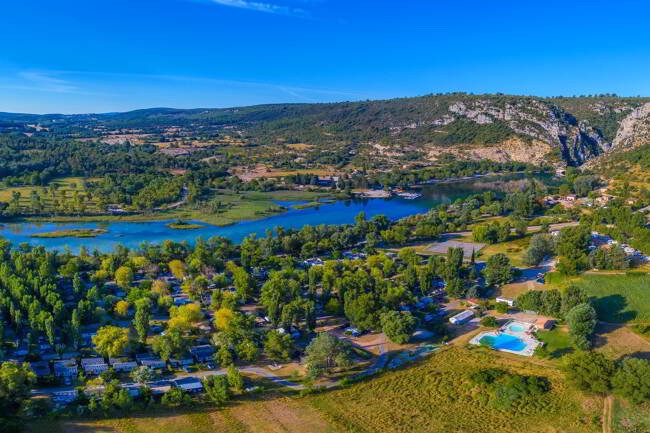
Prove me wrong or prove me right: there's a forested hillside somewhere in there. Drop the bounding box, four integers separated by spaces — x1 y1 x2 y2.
2 93 650 168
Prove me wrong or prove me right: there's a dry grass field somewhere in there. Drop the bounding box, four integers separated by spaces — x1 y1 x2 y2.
26 392 344 433
309 347 601 433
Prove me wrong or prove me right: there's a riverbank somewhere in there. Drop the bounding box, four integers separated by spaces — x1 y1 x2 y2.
30 228 108 238
413 170 538 186
16 190 334 226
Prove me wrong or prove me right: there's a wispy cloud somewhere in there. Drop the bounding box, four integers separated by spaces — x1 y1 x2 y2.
46 69 359 102
206 0 309 17
18 71 80 93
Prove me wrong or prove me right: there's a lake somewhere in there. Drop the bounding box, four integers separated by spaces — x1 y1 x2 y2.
0 174 544 252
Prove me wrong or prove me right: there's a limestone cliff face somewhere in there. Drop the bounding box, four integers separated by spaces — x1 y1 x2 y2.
417 98 608 166
610 102 650 150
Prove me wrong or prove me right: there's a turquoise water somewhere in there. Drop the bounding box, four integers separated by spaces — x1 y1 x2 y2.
508 324 526 332
480 334 528 352
0 173 543 252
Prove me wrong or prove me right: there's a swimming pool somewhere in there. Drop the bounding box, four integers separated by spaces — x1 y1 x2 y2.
508 324 527 332
479 334 527 352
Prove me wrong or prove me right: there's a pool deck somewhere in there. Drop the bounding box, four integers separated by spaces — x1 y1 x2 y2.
470 319 541 356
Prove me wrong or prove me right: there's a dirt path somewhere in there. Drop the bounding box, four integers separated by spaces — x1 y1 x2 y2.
602 395 613 433
154 184 188 211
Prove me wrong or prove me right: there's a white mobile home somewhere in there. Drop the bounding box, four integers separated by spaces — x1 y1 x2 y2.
449 310 475 325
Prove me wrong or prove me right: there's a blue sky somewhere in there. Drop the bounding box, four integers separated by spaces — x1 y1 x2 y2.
1 0 650 113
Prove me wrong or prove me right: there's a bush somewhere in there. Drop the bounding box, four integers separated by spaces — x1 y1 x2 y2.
612 358 650 404
480 316 498 328
161 387 191 407
564 351 615 394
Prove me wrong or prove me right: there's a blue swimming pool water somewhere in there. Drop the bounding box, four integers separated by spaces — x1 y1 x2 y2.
480 334 527 352
508 324 526 332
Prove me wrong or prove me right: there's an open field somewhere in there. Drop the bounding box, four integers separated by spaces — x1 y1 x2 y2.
309 347 601 433
233 165 336 182
476 233 533 267
546 272 650 324
26 392 344 433
536 326 574 359
593 322 650 360
612 397 650 433
496 280 546 299
0 177 103 213
426 239 486 257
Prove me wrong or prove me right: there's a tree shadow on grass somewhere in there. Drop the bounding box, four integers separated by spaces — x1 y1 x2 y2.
548 347 574 359
624 351 650 361
591 294 637 323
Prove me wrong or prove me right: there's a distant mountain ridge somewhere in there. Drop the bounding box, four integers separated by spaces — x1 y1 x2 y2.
2 93 650 167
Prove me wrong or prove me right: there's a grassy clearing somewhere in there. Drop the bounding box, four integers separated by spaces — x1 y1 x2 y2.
477 233 533 267
546 272 650 324
496 281 546 299
536 327 574 359
25 190 335 226
309 346 601 433
612 397 650 433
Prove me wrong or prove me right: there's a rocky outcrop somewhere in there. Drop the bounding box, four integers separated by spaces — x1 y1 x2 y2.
610 102 650 150
424 99 608 166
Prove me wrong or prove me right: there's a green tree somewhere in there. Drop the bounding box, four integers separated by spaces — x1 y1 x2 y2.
380 310 417 344
227 365 244 393
216 346 234 367
92 326 130 358
343 291 380 331
264 330 294 363
564 351 615 394
151 328 190 361
130 366 156 384
304 332 353 377
566 303 597 349
0 362 36 413
561 285 588 316
168 259 187 281
523 233 555 266
483 253 513 286
133 298 152 344
611 358 650 404
203 374 231 406
236 338 260 362
161 387 190 407
114 266 134 290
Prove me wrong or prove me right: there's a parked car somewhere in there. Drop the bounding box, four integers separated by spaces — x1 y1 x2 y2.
344 327 362 337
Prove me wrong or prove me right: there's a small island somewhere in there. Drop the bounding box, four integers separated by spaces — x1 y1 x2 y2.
30 228 108 238
166 220 205 230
